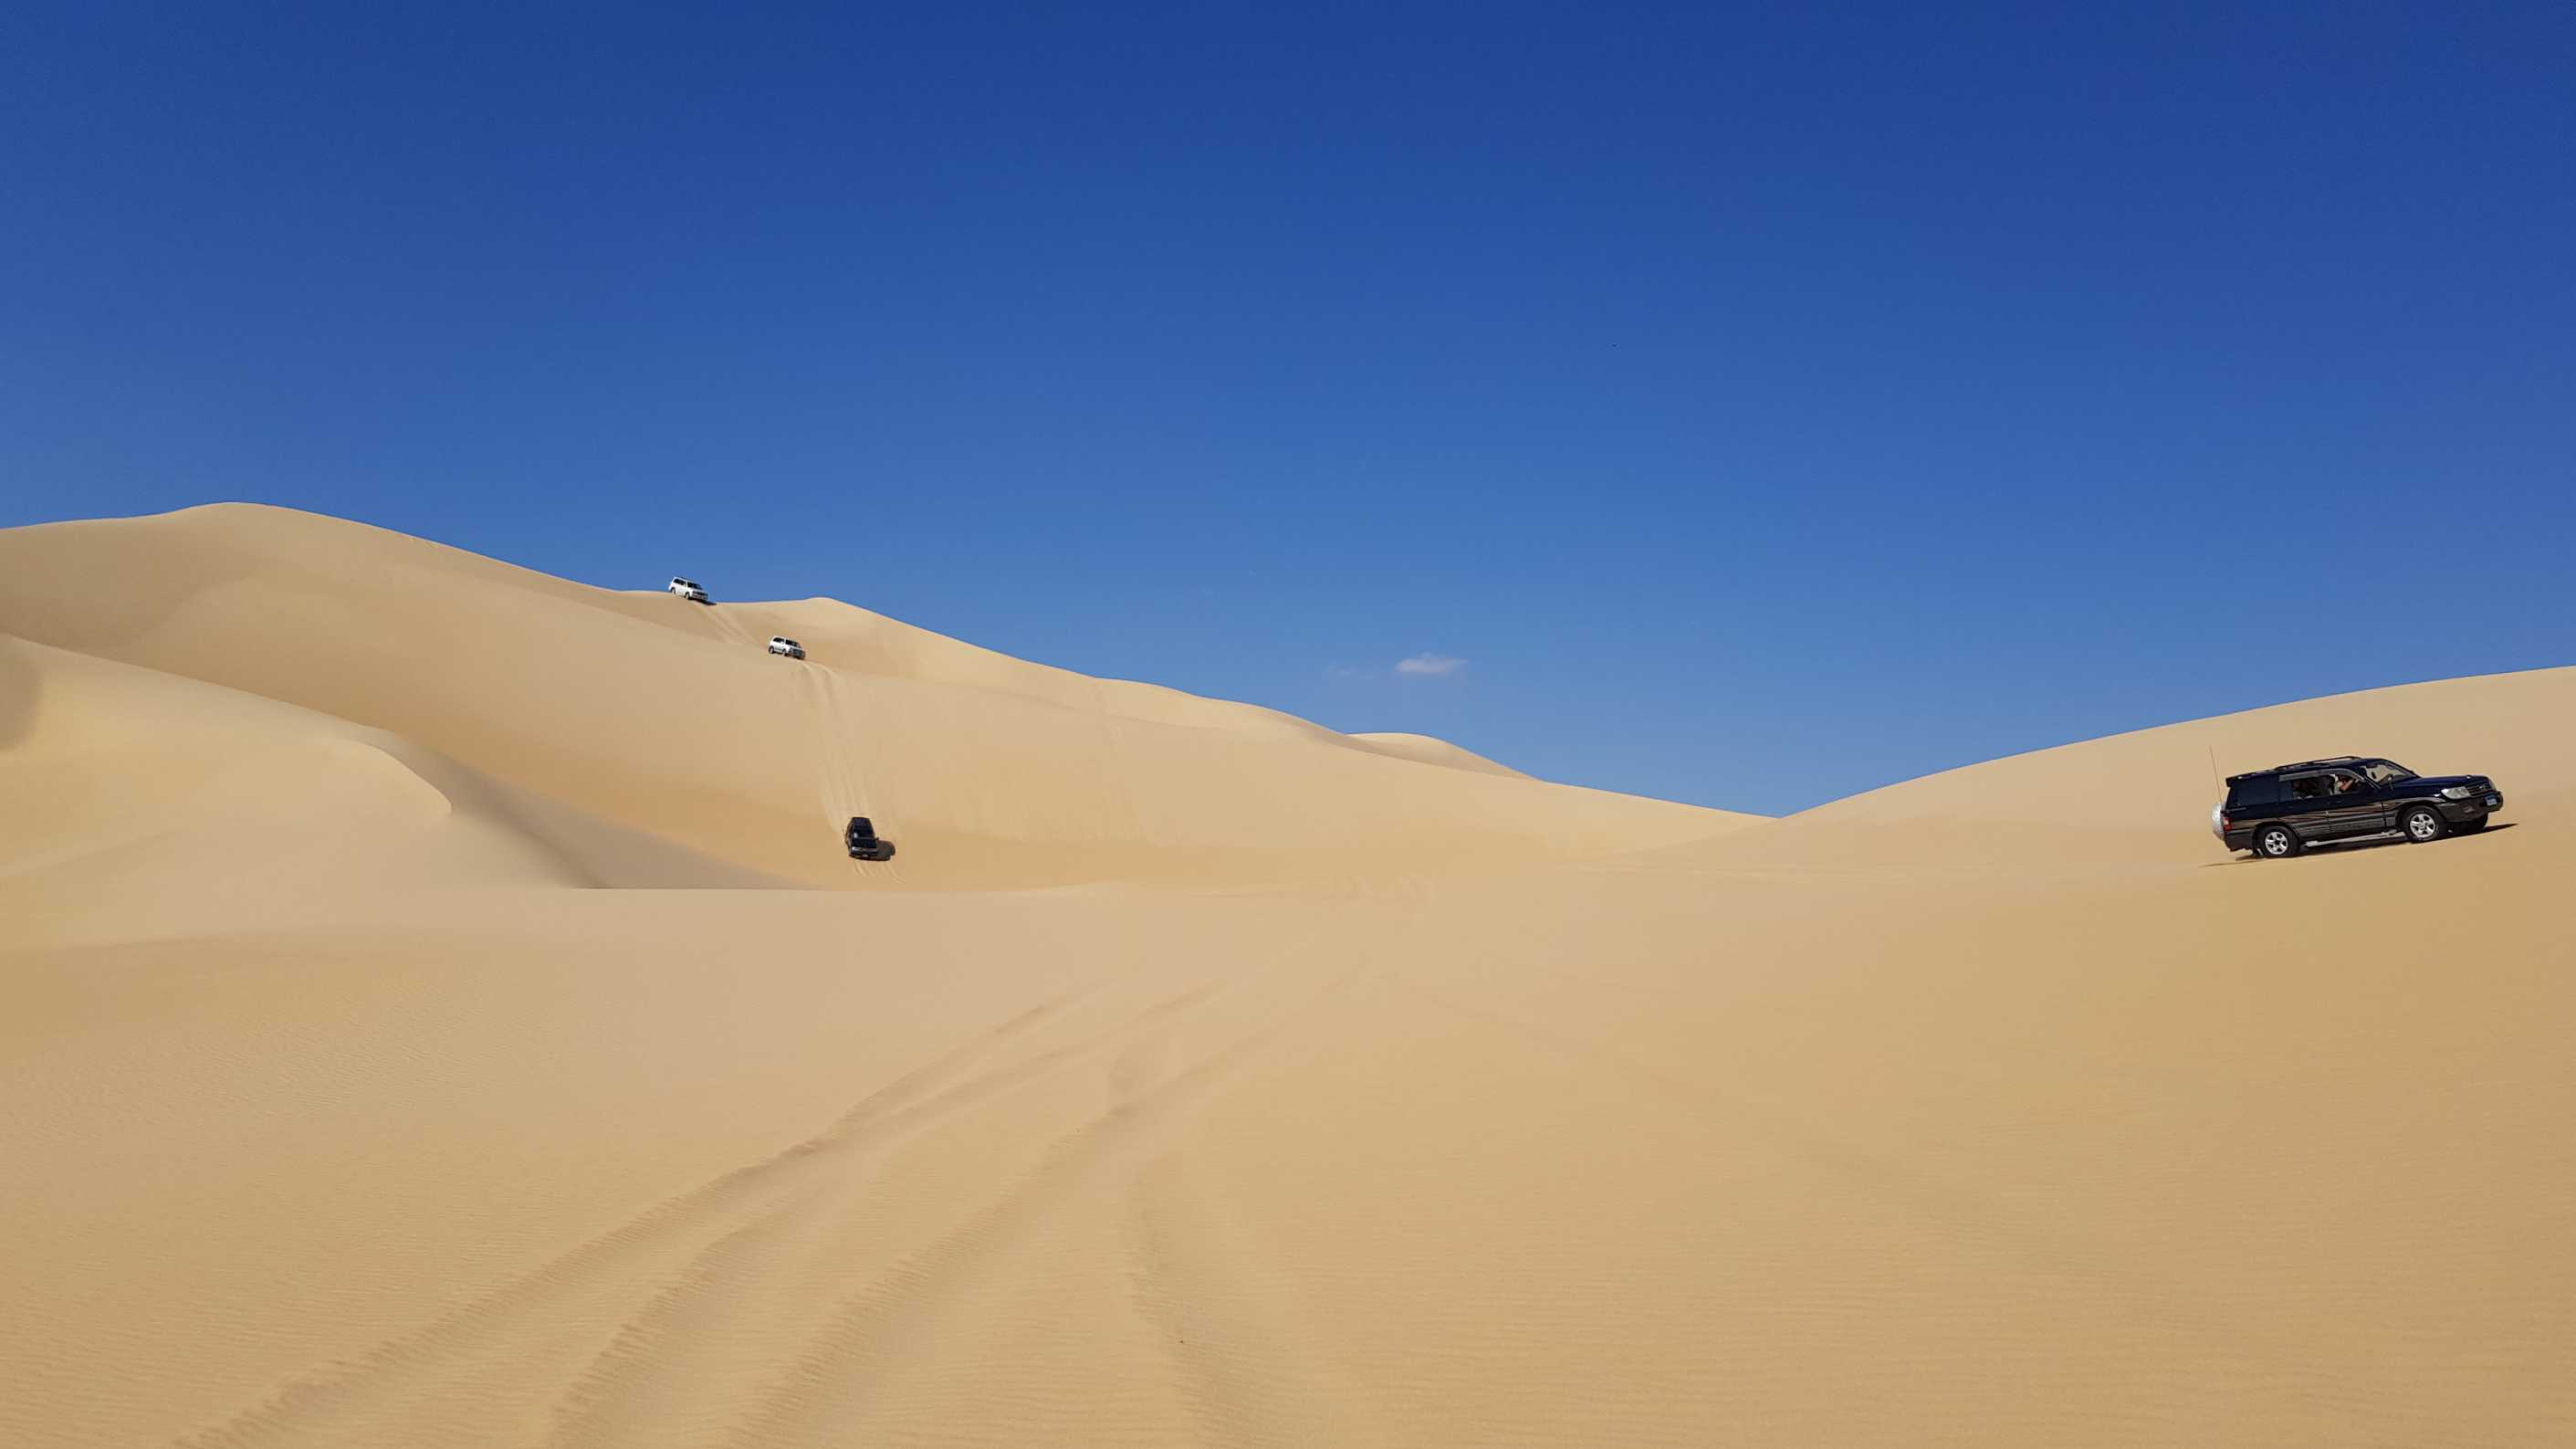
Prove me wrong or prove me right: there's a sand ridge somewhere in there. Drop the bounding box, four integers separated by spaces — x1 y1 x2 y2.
0 506 1751 894
2 504 2569 1445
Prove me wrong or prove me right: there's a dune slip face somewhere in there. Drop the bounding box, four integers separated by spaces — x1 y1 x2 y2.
2 504 2570 1447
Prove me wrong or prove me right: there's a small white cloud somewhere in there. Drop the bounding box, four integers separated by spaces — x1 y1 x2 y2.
1394 652 1466 677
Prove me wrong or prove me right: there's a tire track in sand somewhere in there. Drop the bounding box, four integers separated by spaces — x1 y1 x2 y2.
795 664 853 826
704 604 755 646
172 985 1107 1448
801 657 897 883
1126 1151 1364 1449
723 910 1388 1447
1115 895 1434 1449
537 977 1244 1448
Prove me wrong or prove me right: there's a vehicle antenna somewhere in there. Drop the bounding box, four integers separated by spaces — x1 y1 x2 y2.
2207 743 2221 791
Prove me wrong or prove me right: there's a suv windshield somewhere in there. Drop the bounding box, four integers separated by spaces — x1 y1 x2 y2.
2362 761 2416 784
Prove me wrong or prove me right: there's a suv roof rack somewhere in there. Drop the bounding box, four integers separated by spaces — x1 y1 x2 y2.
2267 755 2367 772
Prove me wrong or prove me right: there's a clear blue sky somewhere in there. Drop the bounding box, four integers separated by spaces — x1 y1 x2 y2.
5 4 2570 814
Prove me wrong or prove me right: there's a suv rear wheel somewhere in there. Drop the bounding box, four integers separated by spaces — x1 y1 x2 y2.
2400 804 2446 844
2254 824 2302 859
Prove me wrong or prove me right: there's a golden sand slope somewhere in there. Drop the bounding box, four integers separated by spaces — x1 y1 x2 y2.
2 505 2569 1447
1657 663 2576 873
0 506 1742 892
1343 733 1533 779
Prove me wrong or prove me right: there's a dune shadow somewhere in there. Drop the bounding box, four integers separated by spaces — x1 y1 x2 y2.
0 641 37 749
2319 822 2518 855
2200 819 2519 867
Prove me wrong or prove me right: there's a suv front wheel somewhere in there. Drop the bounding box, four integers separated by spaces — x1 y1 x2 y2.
2399 804 2447 844
2254 824 2302 859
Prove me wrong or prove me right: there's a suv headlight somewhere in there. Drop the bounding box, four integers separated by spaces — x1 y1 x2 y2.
2441 785 2473 800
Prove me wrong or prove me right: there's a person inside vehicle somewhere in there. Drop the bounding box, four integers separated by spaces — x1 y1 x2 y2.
2332 773 2360 794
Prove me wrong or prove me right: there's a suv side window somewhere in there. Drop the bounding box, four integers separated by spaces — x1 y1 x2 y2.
2283 772 2331 801
2227 778 2280 808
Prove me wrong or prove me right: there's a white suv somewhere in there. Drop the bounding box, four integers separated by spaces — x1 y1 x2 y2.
768 636 805 659
667 577 710 604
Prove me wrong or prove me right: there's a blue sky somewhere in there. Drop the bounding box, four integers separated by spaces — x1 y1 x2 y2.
5 4 2570 815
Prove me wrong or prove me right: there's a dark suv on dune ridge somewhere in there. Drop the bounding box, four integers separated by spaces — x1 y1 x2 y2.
2215 757 2503 859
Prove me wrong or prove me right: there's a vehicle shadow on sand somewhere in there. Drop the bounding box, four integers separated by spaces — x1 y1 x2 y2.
2204 820 2518 866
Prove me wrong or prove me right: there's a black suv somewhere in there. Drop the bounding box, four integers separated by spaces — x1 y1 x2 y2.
2215 757 2503 859
844 816 895 862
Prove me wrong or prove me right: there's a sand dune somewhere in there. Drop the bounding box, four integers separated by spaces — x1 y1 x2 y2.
0 506 1745 892
1653 663 2576 874
1344 732 1533 779
2 504 2569 1446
